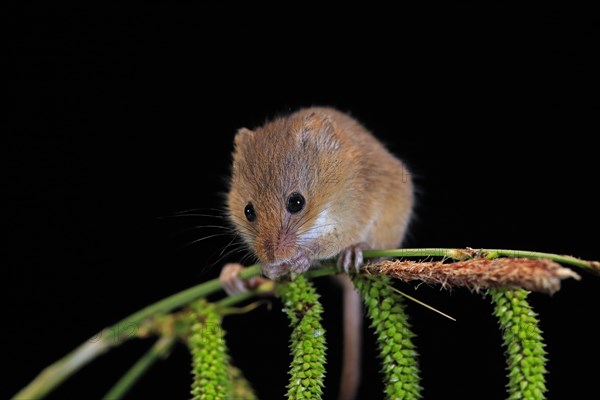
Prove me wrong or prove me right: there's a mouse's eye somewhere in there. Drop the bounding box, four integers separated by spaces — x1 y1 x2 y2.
244 202 256 222
286 192 305 214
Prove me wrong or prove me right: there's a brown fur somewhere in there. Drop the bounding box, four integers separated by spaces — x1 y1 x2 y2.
228 107 413 270
227 107 414 400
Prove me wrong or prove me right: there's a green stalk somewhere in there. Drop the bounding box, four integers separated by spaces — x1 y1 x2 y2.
354 275 422 399
102 335 175 400
363 248 598 271
12 266 261 400
489 288 547 400
119 265 261 334
14 247 595 399
278 275 327 400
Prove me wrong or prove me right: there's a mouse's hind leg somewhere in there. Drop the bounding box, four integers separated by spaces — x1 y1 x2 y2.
337 242 369 273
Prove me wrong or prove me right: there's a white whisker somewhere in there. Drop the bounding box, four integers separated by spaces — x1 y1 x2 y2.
159 213 228 219
183 233 232 248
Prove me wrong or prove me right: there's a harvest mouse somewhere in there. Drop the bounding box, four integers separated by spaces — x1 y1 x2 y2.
220 107 414 400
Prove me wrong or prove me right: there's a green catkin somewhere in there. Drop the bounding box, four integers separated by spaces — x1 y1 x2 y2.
354 275 422 400
188 301 231 400
278 275 327 400
489 288 547 400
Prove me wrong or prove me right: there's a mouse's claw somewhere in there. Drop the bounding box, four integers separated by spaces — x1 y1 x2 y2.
220 263 268 296
289 256 312 277
337 243 367 274
220 263 248 296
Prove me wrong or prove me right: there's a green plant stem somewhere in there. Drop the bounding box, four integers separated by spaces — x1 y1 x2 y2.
102 335 175 400
14 247 595 399
118 265 261 333
12 337 114 400
12 266 261 400
216 290 258 308
364 248 598 271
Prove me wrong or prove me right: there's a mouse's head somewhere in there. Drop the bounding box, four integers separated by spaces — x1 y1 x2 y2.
227 110 344 279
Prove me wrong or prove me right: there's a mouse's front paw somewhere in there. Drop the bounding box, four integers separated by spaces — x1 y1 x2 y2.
220 263 267 296
289 255 311 277
337 243 369 274
220 263 246 295
261 253 312 280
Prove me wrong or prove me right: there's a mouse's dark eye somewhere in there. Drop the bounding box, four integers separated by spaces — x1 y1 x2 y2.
286 192 305 214
244 202 256 222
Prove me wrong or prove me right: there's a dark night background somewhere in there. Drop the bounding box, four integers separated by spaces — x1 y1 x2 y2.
5 5 599 400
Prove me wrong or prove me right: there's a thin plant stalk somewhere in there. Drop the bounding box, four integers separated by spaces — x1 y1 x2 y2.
363 248 599 271
11 266 260 400
13 248 595 399
102 335 175 400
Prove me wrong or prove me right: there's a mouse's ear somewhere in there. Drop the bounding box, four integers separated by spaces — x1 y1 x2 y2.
304 110 334 130
233 127 254 149
301 111 339 150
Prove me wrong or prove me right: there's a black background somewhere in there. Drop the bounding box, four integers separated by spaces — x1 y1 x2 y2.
5 5 599 400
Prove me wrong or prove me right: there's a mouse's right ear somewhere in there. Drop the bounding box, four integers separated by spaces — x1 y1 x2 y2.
233 127 254 149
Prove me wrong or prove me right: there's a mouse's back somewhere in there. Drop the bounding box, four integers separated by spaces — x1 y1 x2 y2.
227 108 413 276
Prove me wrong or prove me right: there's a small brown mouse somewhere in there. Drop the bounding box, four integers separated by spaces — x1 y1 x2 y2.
220 107 414 400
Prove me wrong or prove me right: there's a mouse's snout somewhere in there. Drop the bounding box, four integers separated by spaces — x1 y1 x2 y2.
255 229 298 263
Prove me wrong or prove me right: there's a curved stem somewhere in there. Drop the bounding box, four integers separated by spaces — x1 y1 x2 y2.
13 247 596 399
12 335 113 400
102 335 175 400
120 265 262 330
12 266 261 400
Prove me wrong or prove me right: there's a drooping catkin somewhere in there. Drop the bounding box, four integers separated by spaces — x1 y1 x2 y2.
354 275 422 399
278 275 327 400
489 288 547 400
188 301 231 400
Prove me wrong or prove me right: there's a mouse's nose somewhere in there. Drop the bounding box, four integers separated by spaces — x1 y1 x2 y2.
273 230 297 260
257 230 297 262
